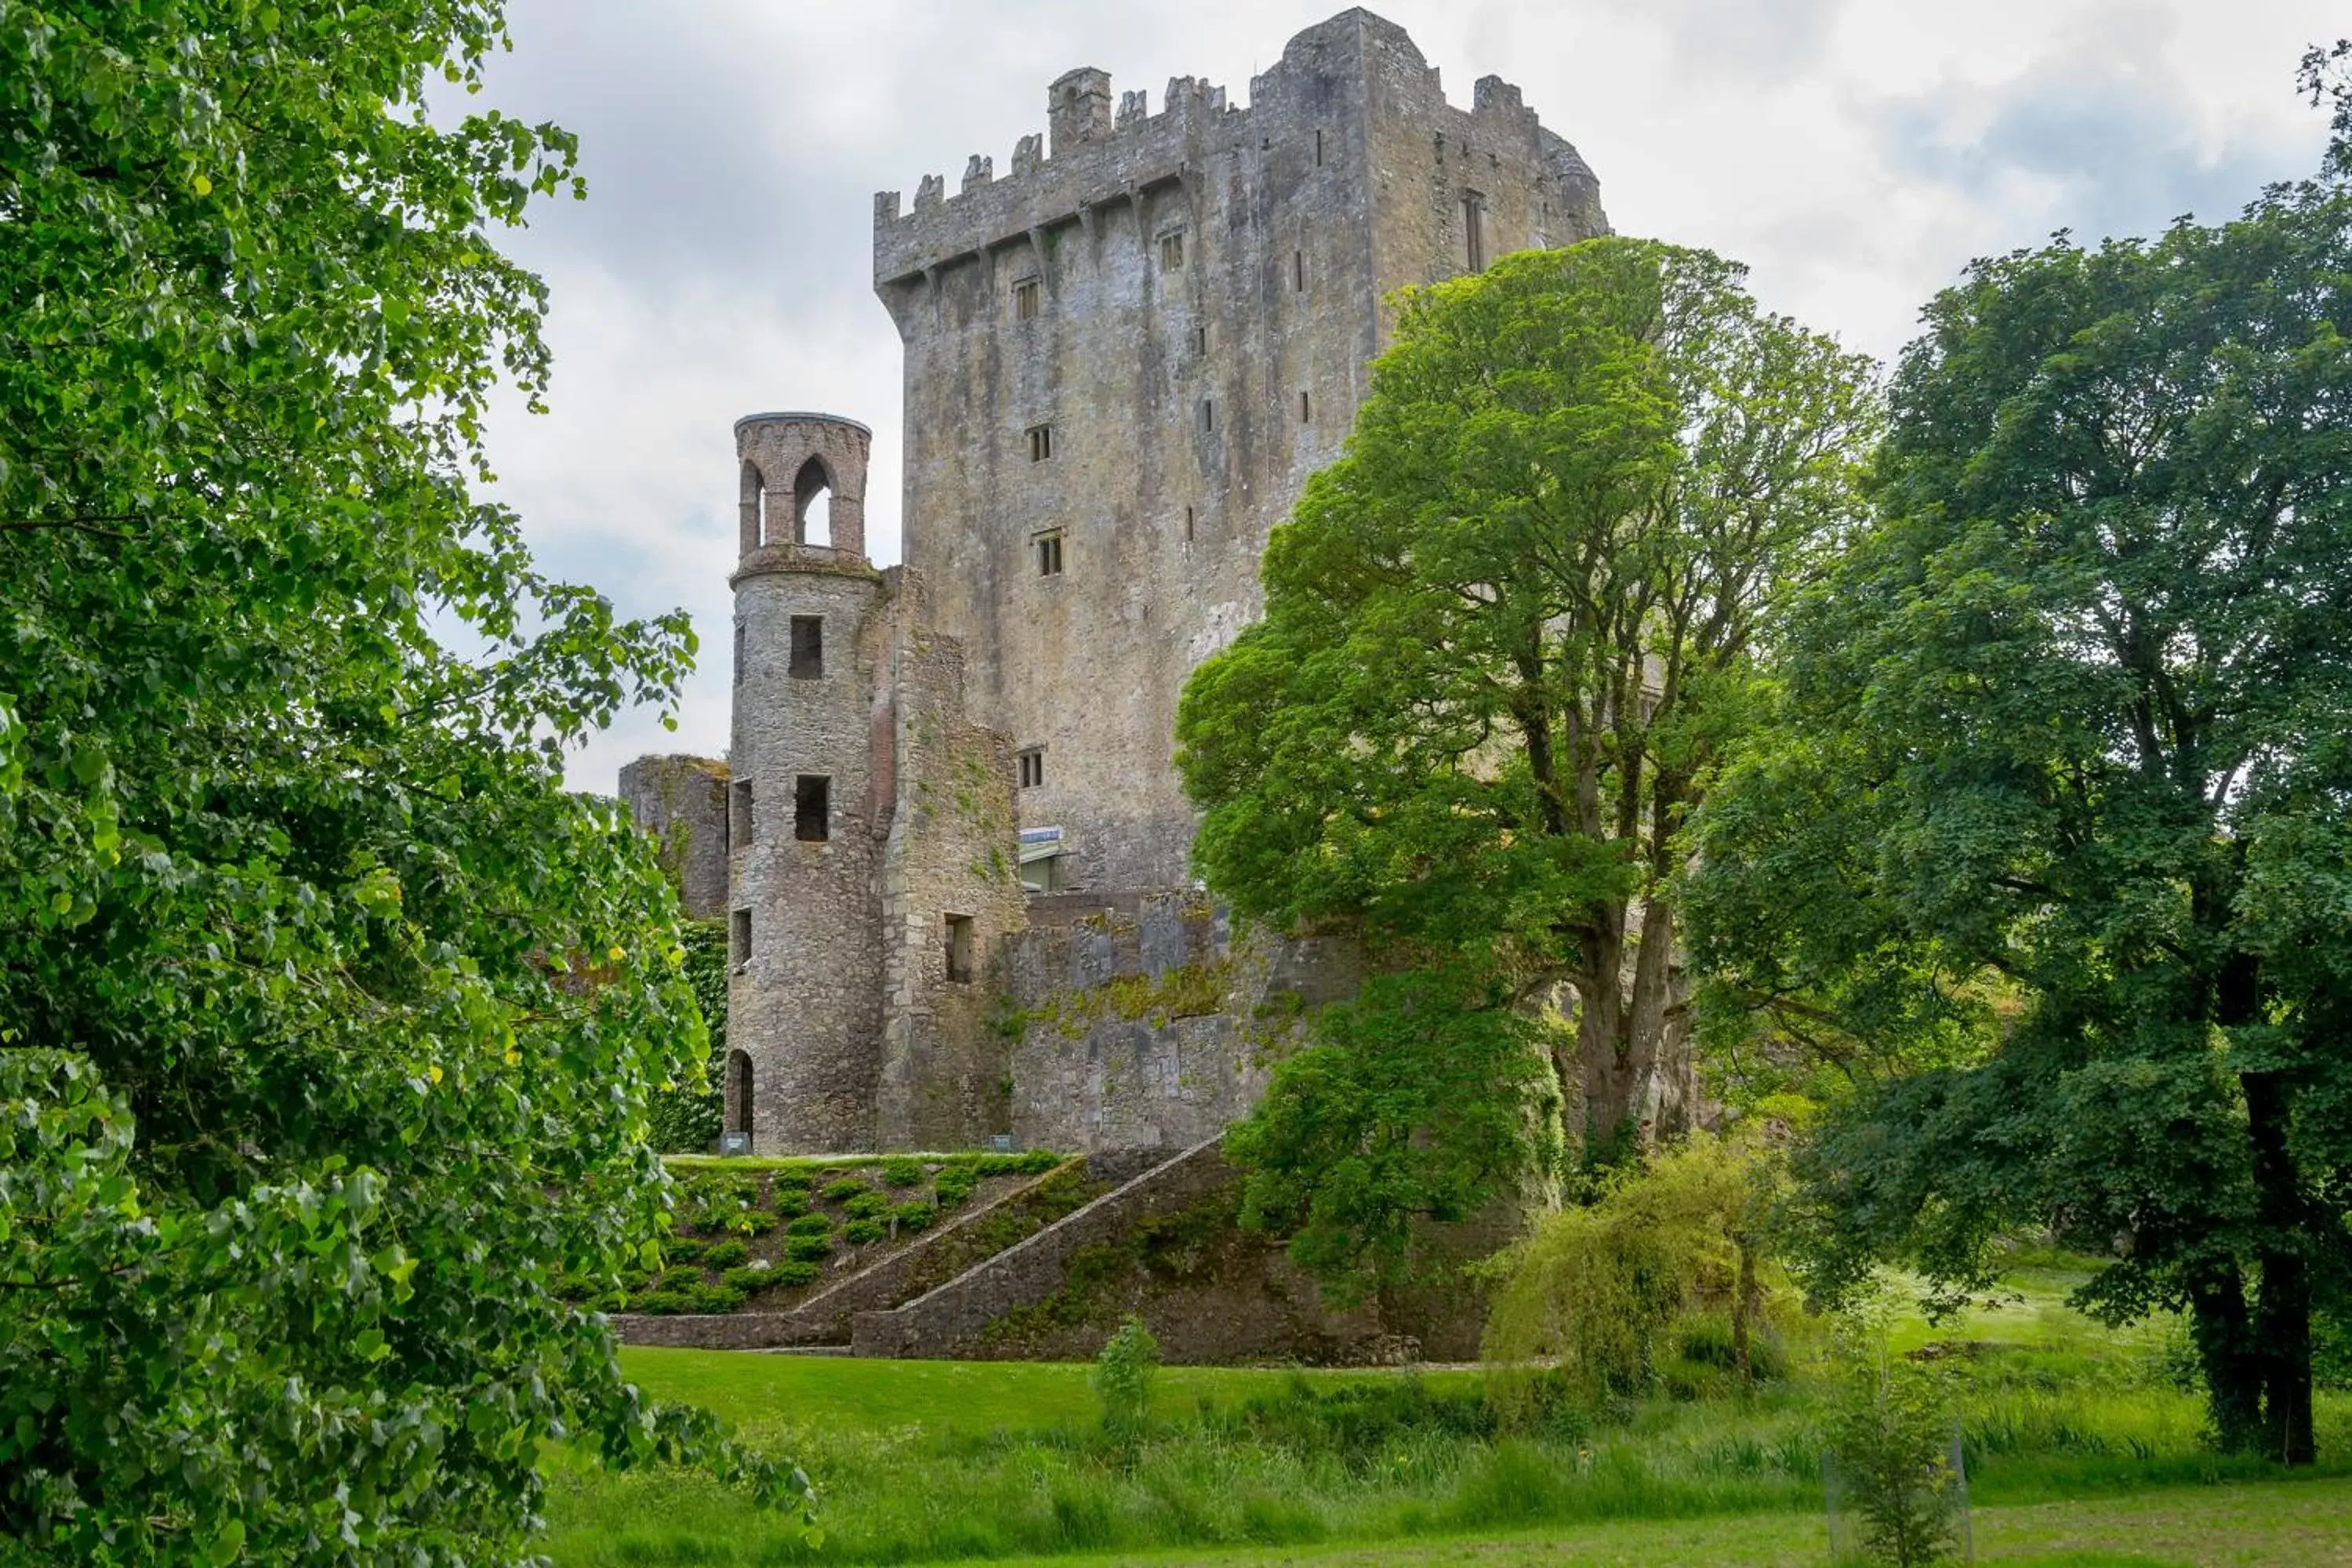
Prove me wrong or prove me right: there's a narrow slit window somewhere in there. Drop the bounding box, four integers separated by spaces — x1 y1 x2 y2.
1194 323 1208 354
1034 532 1063 576
944 914 975 983
793 775 829 842
1183 505 1194 543
1026 423 1053 463
1011 276 1041 320
1160 230 1185 271
1200 399 1214 434
1300 390 1312 423
730 908 752 970
1018 747 1044 789
789 615 823 679
1294 250 1305 292
733 620 746 686
731 779 754 845
1463 193 1486 272
1315 129 1324 166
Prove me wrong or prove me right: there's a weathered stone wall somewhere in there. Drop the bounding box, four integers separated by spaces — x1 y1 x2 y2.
876 10 1608 895
999 891 1364 1154
875 568 1030 1150
617 753 730 920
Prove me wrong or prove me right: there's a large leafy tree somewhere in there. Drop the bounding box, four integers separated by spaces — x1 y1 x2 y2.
1687 55 2352 1464
0 4 804 1560
1177 238 1876 1285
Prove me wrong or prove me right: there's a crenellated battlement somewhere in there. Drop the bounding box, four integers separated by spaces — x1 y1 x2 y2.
873 7 1598 293
873 71 1237 288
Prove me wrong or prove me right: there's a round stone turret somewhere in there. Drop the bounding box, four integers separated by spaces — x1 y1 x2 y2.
726 410 886 1152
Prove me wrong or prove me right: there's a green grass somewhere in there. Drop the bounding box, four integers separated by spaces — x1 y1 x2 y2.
540 1259 2352 1567
933 1478 2352 1566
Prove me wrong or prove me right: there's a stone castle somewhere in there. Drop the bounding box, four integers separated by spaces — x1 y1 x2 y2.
622 9 1610 1156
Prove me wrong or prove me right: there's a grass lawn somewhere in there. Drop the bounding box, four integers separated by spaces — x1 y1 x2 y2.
619 1348 1481 1439
971 1476 2352 1566
544 1261 2352 1567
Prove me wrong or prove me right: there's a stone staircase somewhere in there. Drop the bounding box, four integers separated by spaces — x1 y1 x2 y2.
851 1134 1235 1358
614 1145 1174 1352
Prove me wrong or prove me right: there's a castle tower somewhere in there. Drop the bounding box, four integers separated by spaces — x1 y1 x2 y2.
726 412 885 1152
875 9 1608 894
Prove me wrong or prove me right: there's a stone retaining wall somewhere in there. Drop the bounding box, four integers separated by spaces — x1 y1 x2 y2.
851 1136 1240 1358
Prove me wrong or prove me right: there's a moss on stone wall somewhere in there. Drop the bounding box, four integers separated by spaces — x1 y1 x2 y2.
999 958 1236 1041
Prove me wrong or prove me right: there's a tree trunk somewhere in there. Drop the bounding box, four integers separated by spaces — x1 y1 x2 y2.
2243 1069 2317 1465
1575 895 1695 1161
1732 1238 1759 1386
2185 1258 2264 1454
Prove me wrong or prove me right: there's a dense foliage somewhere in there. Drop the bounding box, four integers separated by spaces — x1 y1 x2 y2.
647 919 728 1153
1178 238 1875 1287
1481 1133 1785 1422
1689 57 2352 1464
0 2 806 1560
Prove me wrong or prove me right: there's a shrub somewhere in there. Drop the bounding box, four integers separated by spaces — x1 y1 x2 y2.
785 1213 833 1238
655 1266 704 1293
661 1236 707 1265
720 1265 773 1294
889 1202 937 1233
975 1150 1061 1178
702 1240 750 1269
880 1156 927 1188
628 1290 697 1316
842 1191 891 1220
692 1282 747 1313
771 1260 821 1287
786 1234 833 1263
843 1219 887 1245
771 1189 811 1219
822 1178 871 1203
1823 1336 1967 1566
934 1167 979 1208
1093 1315 1160 1451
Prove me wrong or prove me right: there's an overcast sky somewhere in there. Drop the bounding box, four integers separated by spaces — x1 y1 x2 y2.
463 0 2343 792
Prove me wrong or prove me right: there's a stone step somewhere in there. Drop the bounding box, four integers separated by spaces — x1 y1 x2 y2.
850 1134 1231 1359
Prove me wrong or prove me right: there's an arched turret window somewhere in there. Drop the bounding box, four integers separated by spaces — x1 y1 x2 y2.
793 456 833 547
740 460 769 551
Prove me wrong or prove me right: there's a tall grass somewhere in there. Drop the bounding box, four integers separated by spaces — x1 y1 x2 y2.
538 1367 2352 1566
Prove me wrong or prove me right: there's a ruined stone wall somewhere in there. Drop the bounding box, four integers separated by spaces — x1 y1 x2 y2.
616 753 730 920
997 891 1365 1154
875 9 1607 897
875 568 1030 1150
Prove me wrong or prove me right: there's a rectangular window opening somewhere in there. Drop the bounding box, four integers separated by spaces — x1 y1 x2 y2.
731 779 754 845
1200 399 1214 434
1294 249 1305 292
1012 277 1040 320
1463 193 1486 272
1026 423 1053 463
730 908 752 971
1018 746 1044 789
1034 532 1063 577
1300 390 1312 423
788 615 823 679
1183 505 1194 543
1160 230 1185 271
1315 129 1324 167
793 775 829 842
944 913 976 984
1194 323 1208 354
